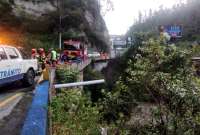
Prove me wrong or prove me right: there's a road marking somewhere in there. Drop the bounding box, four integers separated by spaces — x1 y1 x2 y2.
0 93 23 108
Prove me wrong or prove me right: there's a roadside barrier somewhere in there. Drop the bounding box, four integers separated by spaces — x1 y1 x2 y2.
21 81 49 135
54 79 105 89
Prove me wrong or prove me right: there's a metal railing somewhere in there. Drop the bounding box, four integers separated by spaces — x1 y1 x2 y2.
54 79 105 89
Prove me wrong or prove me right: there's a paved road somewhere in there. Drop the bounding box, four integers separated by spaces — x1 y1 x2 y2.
0 84 34 119
0 79 39 135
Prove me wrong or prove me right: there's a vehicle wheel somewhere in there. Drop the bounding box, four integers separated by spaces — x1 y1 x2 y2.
22 69 35 86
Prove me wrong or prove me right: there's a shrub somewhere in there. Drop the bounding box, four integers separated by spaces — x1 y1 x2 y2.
102 40 200 134
83 66 105 102
52 67 101 135
56 67 79 84
51 90 100 135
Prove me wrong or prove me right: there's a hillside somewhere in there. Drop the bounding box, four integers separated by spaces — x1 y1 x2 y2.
127 0 200 41
0 0 110 51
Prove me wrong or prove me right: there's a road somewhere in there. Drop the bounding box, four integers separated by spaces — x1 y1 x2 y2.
0 81 36 135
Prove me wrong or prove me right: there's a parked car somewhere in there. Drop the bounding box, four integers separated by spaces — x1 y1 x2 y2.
0 45 38 86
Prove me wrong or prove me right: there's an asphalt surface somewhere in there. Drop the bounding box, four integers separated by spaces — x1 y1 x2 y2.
0 80 37 135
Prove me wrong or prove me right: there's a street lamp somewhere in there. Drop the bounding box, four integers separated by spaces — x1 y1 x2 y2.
57 0 70 50
42 0 68 50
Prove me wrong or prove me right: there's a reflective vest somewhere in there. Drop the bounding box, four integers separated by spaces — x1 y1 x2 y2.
51 50 57 60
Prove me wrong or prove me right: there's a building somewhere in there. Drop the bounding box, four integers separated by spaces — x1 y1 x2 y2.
110 35 127 49
110 35 128 58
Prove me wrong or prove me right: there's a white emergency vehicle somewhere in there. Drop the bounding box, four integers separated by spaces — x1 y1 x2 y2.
0 45 38 86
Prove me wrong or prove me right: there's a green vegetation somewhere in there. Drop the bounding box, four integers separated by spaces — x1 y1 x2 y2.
117 2 200 132
51 68 100 135
51 67 129 134
51 90 100 135
103 32 148 89
44 0 200 134
56 67 79 84
83 66 105 102
51 31 200 135
102 38 200 134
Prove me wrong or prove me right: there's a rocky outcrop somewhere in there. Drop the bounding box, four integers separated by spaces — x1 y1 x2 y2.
13 0 55 17
0 0 110 51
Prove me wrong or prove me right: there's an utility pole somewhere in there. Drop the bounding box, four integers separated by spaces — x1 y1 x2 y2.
59 14 62 50
57 0 62 50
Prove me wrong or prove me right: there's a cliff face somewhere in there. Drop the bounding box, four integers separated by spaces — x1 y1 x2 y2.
0 0 110 51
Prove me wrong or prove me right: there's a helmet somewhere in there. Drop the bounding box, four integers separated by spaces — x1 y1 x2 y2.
39 48 44 52
32 48 36 53
38 48 45 54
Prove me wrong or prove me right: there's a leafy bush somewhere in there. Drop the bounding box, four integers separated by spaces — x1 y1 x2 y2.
52 67 101 135
102 40 200 134
52 65 129 134
83 66 105 102
51 90 100 135
124 41 200 134
56 67 79 84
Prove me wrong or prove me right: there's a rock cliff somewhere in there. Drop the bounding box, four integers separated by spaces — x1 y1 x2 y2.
0 0 110 51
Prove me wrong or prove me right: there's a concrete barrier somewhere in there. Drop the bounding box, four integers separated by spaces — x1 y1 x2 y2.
21 81 49 135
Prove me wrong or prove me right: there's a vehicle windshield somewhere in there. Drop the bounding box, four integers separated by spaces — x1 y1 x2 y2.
18 47 30 59
64 45 78 51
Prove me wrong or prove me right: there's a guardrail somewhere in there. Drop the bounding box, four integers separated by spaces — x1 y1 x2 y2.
192 57 200 61
54 79 105 89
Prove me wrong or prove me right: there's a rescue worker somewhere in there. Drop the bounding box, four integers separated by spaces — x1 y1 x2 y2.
31 48 38 59
38 48 46 70
49 48 57 67
38 48 46 62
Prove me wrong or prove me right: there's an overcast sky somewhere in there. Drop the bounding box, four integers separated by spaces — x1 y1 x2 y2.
103 0 185 35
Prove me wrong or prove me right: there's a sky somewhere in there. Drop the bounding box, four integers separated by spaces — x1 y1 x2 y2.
103 0 185 35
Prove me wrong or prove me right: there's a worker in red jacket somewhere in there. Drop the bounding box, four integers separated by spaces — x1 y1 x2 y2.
38 48 46 69
31 48 38 59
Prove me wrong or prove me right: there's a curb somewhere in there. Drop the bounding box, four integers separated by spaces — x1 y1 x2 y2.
21 81 49 135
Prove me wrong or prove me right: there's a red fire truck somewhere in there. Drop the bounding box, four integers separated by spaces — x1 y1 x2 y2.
61 40 87 62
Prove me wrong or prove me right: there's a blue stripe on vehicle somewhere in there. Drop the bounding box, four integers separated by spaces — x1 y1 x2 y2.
0 74 24 85
21 81 49 135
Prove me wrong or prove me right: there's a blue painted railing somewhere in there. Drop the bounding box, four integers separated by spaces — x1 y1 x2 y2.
21 81 49 135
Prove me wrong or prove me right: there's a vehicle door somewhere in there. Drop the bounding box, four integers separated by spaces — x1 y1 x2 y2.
4 47 23 81
0 47 10 84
